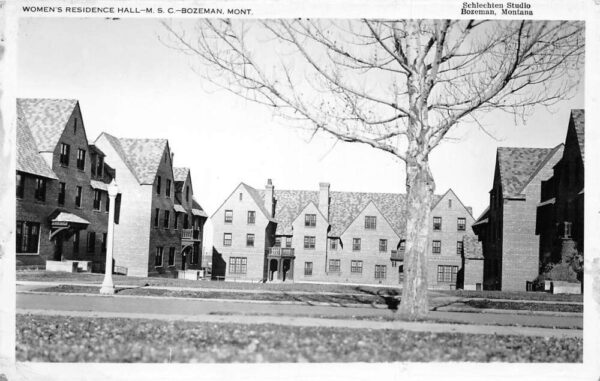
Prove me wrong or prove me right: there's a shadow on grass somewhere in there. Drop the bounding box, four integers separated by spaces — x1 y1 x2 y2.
114 283 150 294
354 287 401 311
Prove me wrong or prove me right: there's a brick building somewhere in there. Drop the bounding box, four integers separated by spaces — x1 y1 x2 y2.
94 134 207 277
16 98 113 270
473 145 564 291
536 110 584 269
212 180 475 288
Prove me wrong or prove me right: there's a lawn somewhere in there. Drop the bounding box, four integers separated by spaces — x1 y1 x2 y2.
464 300 582 313
16 314 582 362
439 289 582 303
17 270 400 294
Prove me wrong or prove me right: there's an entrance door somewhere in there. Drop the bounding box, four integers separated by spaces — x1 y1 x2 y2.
282 259 291 282
181 249 187 271
269 259 278 281
54 235 63 261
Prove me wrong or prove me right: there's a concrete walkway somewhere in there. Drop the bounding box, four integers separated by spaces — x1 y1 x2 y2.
18 307 582 338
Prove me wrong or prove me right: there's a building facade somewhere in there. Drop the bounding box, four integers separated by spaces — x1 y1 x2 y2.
212 180 475 288
473 145 564 291
16 98 113 270
94 134 207 277
536 110 584 269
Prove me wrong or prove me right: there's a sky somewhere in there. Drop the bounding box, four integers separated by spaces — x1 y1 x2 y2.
17 17 584 223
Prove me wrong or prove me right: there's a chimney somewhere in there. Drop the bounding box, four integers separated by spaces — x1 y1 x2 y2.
265 179 274 218
319 182 330 221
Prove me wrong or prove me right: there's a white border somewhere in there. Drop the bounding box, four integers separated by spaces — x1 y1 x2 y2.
1 0 599 380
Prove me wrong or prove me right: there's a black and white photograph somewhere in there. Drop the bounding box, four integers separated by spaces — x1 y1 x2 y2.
0 0 599 380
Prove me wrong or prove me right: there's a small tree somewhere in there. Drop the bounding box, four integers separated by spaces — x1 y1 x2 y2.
162 19 583 319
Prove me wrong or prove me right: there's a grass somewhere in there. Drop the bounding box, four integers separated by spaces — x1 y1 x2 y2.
35 285 393 306
16 314 582 362
464 300 582 313
439 289 582 303
17 270 400 294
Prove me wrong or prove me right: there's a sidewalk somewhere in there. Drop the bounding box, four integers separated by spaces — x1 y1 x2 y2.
17 308 582 338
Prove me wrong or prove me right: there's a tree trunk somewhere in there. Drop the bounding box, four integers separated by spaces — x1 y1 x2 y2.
399 154 435 319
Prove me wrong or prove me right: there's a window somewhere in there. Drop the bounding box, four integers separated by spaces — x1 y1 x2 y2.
457 217 466 231
154 208 160 228
166 179 172 197
379 239 388 252
247 211 256 224
173 212 179 229
156 176 162 195
375 265 387 279
16 173 24 198
223 233 232 246
246 233 255 247
58 182 66 205
186 186 190 202
329 238 338 250
91 154 97 177
73 232 80 254
239 192 243 201
285 237 292 248
457 241 464 255
399 240 406 252
274 237 282 247
304 236 316 249
448 199 452 208
351 260 363 273
155 247 164 266
105 193 110 212
168 247 175 266
163 210 170 229
437 265 458 283
75 186 82 207
432 240 441 254
93 189 101 210
224 210 233 223
365 216 377 230
16 221 40 253
34 178 46 202
87 232 96 253
305 214 316 227
229 257 247 274
73 117 78 134
352 238 361 251
59 143 70 166
76 149 86 170
183 214 189 229
328 259 340 272
101 233 107 253
304 262 313 276
96 156 104 178
433 217 442 231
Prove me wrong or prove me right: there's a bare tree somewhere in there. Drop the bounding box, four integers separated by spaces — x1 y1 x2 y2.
162 19 583 319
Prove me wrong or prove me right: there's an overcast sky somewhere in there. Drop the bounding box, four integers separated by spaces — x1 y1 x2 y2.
17 18 584 221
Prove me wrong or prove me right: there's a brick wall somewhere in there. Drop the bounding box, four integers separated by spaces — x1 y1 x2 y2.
212 184 272 281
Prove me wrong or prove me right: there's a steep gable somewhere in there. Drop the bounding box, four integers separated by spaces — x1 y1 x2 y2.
496 146 560 198
16 108 58 179
569 109 584 161
96 133 171 185
17 98 79 153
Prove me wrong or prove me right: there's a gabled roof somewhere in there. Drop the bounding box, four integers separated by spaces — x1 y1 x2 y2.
570 109 584 161
16 107 58 179
431 188 474 219
17 98 78 152
496 146 561 198
173 167 189 183
97 132 169 185
257 187 442 237
244 183 276 223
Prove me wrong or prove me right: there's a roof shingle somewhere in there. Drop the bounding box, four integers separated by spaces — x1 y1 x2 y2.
570 109 584 161
17 98 78 152
497 146 561 198
16 107 58 179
